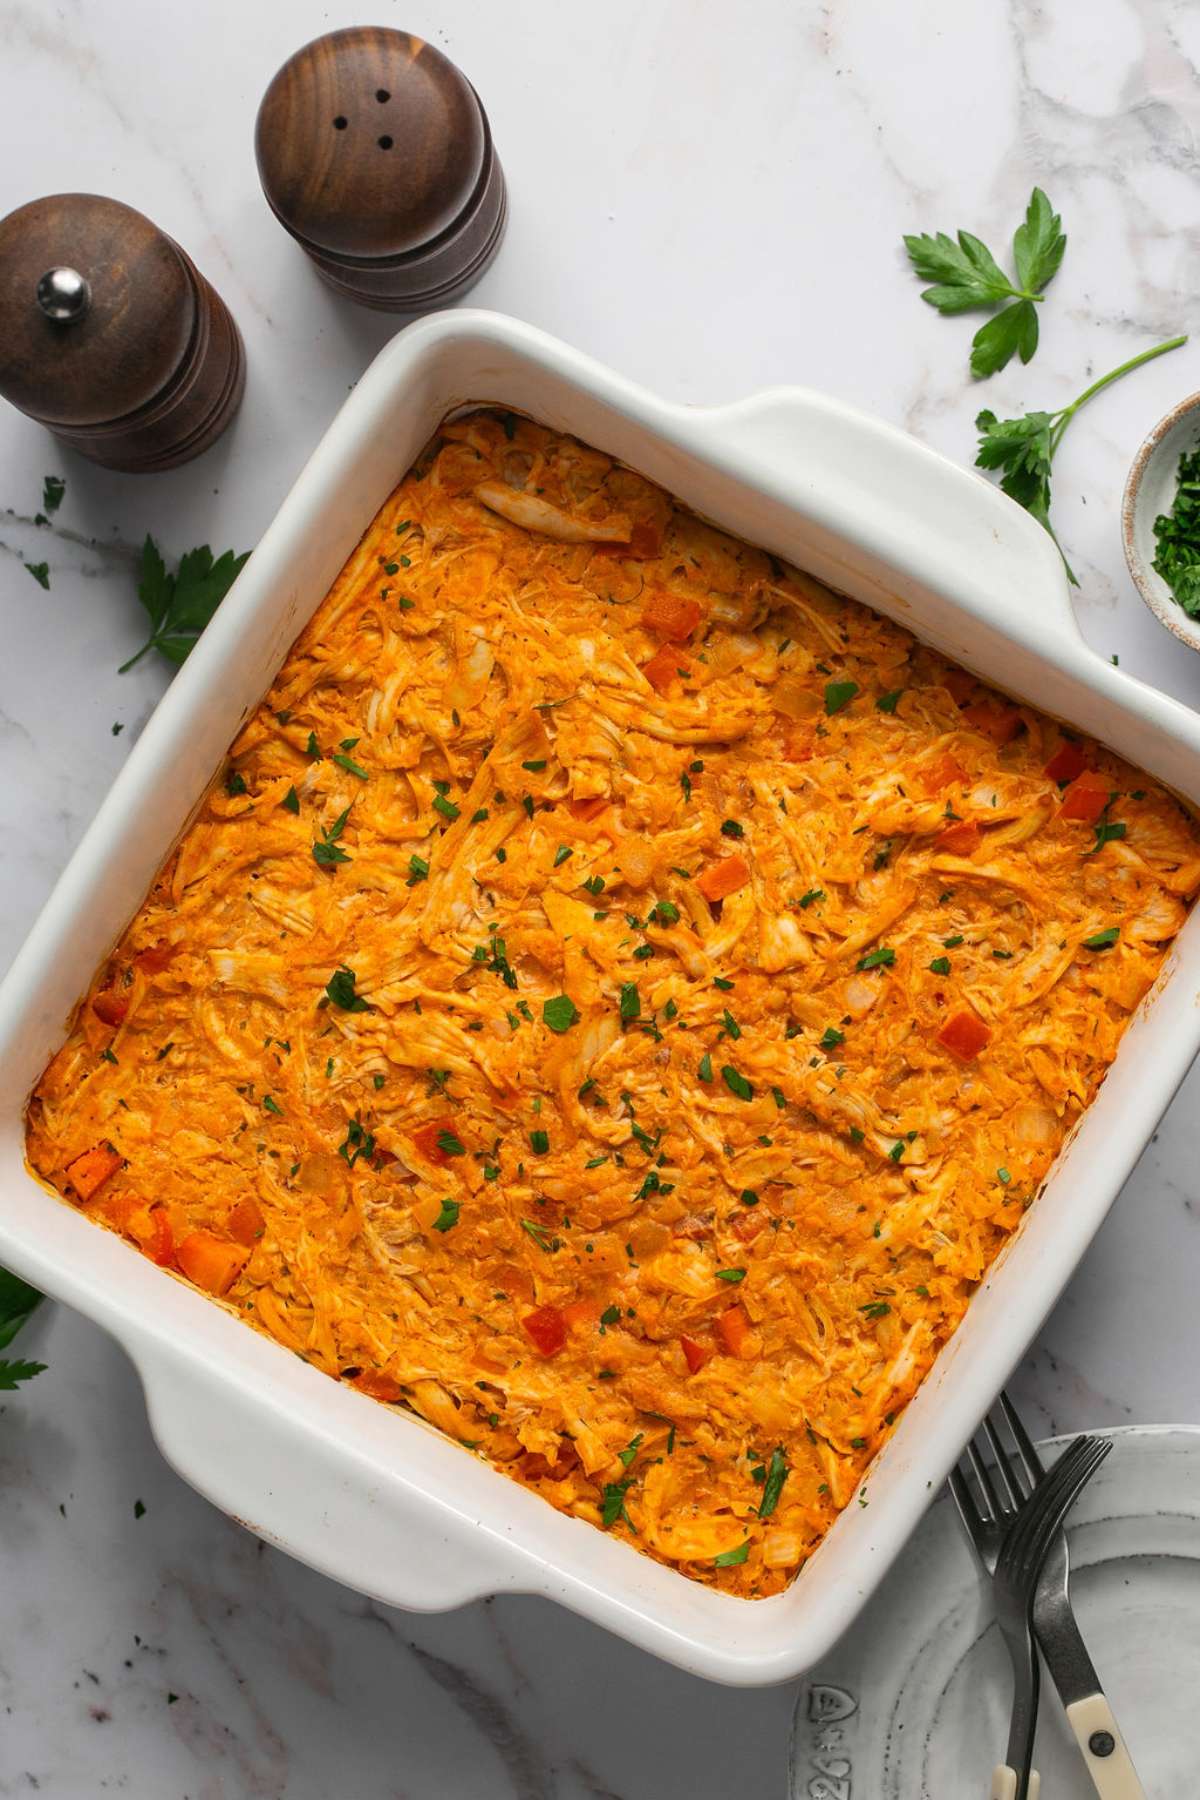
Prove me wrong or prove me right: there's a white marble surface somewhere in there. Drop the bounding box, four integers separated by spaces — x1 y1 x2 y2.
3 1 1200 1792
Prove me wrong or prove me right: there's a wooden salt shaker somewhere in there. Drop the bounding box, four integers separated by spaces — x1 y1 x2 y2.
255 27 507 311
0 193 245 473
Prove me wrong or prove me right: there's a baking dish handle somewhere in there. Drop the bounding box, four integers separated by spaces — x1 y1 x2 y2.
129 1331 530 1610
690 386 1084 659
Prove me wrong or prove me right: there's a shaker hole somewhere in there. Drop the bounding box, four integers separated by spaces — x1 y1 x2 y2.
376 88 390 103
333 115 348 129
378 135 394 149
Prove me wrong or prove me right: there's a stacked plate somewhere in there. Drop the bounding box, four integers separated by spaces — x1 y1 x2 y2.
790 1428 1200 1798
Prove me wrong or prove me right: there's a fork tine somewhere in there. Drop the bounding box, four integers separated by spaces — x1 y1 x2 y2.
948 1465 984 1542
999 1390 1045 1486
1000 1437 1110 1587
982 1412 1030 1509
965 1436 1002 1522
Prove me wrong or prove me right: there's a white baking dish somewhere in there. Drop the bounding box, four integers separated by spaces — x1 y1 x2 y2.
2 311 1199 1687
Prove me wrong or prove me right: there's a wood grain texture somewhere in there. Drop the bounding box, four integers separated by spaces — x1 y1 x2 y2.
255 26 506 311
0 193 244 470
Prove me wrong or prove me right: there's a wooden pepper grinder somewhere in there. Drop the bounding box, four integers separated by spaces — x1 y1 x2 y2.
0 193 245 472
255 27 507 311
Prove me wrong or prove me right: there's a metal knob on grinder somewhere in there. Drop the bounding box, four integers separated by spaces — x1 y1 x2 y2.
255 26 507 311
0 192 245 472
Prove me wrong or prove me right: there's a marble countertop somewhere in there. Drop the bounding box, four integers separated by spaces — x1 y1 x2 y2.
4 1 1200 1793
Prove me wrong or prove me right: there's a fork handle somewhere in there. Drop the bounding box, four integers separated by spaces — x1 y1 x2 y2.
1064 1695 1146 1798
990 1768 1040 1798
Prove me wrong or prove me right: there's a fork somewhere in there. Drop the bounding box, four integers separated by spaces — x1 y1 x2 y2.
991 1435 1113 1798
1004 1407 1147 1800
950 1402 1111 1799
950 1401 1047 1800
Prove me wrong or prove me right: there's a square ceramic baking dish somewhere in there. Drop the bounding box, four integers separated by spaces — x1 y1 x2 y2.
2 311 1199 1687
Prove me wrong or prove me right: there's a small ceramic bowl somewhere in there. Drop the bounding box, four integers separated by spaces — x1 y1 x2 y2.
1122 389 1200 652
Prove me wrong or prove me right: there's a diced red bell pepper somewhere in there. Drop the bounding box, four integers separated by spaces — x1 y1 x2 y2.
716 1304 751 1357
641 590 703 642
697 854 750 902
643 643 692 693
134 942 177 976
522 1304 567 1357
920 753 968 796
227 1196 266 1246
680 1333 711 1374
144 1208 176 1268
411 1118 459 1166
943 669 979 706
935 819 981 856
65 1142 124 1201
352 1370 404 1404
1043 741 1089 786
91 990 129 1027
177 1230 244 1294
1060 772 1112 824
937 1008 992 1061
961 700 1023 746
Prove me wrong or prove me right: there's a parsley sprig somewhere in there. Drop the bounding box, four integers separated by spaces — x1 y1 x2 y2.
0 1267 46 1391
119 536 250 673
904 187 1066 377
975 335 1187 584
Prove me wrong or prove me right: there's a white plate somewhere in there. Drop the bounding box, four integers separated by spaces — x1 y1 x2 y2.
790 1427 1200 1798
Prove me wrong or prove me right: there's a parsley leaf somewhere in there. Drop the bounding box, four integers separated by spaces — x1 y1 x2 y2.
1082 926 1120 950
976 335 1186 585
325 965 371 1012
904 189 1066 377
0 1358 47 1390
857 946 895 970
118 536 251 672
0 1267 42 1352
721 1065 753 1101
312 805 352 868
432 1199 460 1232
24 560 50 589
824 680 859 716
757 1447 790 1518
619 981 641 1023
542 995 579 1033
42 474 66 515
713 1540 750 1567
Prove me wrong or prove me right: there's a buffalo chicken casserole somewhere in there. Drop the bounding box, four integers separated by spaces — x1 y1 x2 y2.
26 412 1200 1595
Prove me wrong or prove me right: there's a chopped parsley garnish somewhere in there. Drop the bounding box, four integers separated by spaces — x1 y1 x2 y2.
432 792 460 821
713 1540 750 1567
619 981 641 1023
819 1026 844 1049
928 955 951 975
522 759 547 772
225 771 247 796
860 1300 890 1318
282 785 300 814
824 680 859 715
650 900 680 924
312 805 352 868
943 933 964 947
713 976 734 990
876 689 903 713
542 994 579 1033
406 853 429 885
720 819 745 839
698 1052 713 1081
529 1129 550 1155
601 1480 636 1530
857 946 896 970
617 1432 644 1469
757 1448 790 1518
721 1065 753 1100
436 1130 465 1157
582 874 605 896
1082 926 1119 950
888 1140 905 1162
470 808 489 824
338 1117 376 1167
715 1268 746 1283
432 1198 460 1232
553 845 573 867
521 1217 557 1252
325 965 371 1012
600 1304 621 1328
740 1189 760 1206
262 1095 283 1116
721 1009 741 1040
997 1167 1012 1184
798 887 826 908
